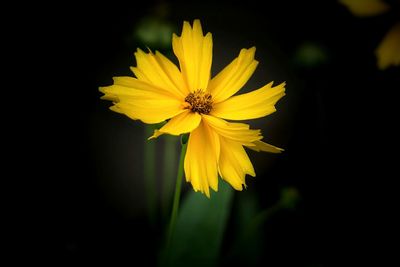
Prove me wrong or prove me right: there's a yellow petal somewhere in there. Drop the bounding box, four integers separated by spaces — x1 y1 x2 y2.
111 100 184 124
339 0 390 17
172 20 213 92
208 47 258 103
100 83 184 124
131 49 187 98
184 121 219 197
154 51 188 96
211 81 286 120
218 137 255 191
148 129 163 140
246 140 284 153
202 115 262 146
149 110 202 138
376 23 400 70
109 76 178 99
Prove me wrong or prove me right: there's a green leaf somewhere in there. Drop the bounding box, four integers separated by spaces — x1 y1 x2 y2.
225 193 264 266
164 181 234 267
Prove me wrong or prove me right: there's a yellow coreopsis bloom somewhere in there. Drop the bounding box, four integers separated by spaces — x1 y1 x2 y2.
339 0 400 69
100 20 285 197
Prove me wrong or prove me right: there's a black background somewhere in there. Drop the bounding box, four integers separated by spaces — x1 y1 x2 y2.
9 0 397 266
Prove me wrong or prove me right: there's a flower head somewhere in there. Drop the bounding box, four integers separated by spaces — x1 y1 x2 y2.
100 20 286 197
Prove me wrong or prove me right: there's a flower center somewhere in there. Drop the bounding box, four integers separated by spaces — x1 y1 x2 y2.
184 89 213 114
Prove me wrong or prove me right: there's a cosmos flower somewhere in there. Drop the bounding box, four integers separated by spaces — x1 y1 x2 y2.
339 0 400 69
100 20 285 197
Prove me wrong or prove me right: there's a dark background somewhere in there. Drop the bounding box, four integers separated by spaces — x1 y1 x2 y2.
11 0 396 266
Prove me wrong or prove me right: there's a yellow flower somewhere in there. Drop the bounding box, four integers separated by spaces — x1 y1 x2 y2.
100 20 285 197
375 22 400 70
339 0 400 69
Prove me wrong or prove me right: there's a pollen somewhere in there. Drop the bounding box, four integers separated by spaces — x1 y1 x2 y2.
184 90 213 114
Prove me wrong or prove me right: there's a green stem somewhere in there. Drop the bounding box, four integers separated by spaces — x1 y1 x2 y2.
166 142 187 249
161 136 177 220
144 125 157 225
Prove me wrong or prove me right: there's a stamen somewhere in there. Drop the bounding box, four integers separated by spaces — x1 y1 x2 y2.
184 90 213 114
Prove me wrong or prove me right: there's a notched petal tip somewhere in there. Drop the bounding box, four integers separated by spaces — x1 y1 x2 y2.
246 140 284 153
148 129 163 140
193 19 201 25
278 81 287 89
99 86 119 101
109 105 125 114
225 180 244 191
134 47 144 56
182 21 192 33
100 95 118 101
172 33 179 40
248 46 256 53
269 80 287 89
244 46 257 58
193 19 203 32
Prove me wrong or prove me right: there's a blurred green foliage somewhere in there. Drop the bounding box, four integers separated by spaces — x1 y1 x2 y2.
135 17 175 50
294 42 329 68
162 181 234 267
